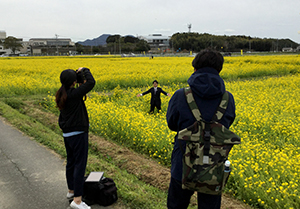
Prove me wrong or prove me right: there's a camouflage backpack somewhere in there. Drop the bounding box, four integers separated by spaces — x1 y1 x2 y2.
178 87 241 195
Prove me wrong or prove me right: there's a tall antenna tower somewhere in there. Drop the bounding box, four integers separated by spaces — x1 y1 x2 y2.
188 24 192 33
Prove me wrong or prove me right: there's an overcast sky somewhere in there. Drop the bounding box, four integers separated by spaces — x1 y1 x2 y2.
2 0 300 44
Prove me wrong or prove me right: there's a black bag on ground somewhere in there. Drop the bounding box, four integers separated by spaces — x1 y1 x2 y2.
83 177 118 206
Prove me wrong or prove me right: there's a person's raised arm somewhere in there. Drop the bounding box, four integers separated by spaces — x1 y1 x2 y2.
72 67 95 97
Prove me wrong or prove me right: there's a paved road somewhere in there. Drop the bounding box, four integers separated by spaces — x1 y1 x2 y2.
0 116 109 209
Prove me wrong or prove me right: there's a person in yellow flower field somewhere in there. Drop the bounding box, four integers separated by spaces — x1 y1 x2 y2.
137 80 171 113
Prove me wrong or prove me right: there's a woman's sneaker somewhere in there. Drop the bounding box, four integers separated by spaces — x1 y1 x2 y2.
67 192 74 199
70 200 91 209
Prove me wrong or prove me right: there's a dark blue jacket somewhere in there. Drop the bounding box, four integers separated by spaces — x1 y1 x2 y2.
166 67 236 181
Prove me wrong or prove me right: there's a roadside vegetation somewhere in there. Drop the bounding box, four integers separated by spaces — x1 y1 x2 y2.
1 55 300 208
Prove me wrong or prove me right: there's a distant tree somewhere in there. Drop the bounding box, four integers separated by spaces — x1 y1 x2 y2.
105 35 150 53
251 39 272 51
4 36 23 54
75 43 84 54
124 36 139 43
278 39 296 49
135 40 150 52
170 32 300 52
106 35 121 43
92 46 101 54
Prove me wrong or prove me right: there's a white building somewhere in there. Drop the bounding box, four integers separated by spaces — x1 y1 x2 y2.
28 38 75 47
0 32 76 55
282 47 293 52
0 31 6 41
28 38 75 55
139 34 171 52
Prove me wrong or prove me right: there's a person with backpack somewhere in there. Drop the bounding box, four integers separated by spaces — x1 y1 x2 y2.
137 80 171 113
55 67 95 209
166 49 237 209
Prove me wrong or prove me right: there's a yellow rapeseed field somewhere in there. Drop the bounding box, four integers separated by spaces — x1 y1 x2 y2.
1 54 300 209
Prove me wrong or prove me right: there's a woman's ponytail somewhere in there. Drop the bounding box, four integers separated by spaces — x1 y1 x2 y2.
55 85 68 110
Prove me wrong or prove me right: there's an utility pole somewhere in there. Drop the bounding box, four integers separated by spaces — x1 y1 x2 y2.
249 40 251 51
55 34 59 55
114 42 116 55
119 37 121 54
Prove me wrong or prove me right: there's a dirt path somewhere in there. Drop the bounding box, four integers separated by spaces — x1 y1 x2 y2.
88 134 251 209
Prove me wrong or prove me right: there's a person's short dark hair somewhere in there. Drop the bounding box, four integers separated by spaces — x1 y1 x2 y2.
192 48 224 73
153 80 158 84
60 69 77 87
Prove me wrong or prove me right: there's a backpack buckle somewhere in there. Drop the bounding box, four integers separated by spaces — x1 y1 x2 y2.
203 123 211 164
204 130 210 140
203 155 209 164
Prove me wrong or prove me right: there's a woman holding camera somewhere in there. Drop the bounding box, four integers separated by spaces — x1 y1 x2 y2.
55 67 95 209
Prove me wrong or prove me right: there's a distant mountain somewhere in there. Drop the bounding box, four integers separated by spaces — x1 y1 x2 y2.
77 34 139 46
77 34 110 46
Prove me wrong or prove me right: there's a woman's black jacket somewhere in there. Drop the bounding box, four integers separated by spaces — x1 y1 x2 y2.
59 68 95 133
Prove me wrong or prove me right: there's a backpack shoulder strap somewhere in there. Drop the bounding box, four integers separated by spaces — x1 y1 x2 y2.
212 91 229 122
184 87 230 122
183 87 201 121
184 87 210 164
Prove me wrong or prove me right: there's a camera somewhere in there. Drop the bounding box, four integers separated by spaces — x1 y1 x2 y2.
76 70 85 84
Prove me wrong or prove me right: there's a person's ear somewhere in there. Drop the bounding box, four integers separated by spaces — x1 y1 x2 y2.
70 81 76 88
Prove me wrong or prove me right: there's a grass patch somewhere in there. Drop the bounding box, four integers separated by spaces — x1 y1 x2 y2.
0 96 173 209
0 95 250 209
